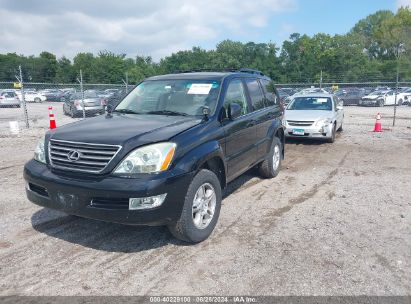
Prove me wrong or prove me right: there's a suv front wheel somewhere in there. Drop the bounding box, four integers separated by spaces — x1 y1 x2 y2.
168 169 222 243
259 137 282 179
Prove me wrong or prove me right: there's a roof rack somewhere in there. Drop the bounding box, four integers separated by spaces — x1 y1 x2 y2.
171 68 265 76
238 68 265 76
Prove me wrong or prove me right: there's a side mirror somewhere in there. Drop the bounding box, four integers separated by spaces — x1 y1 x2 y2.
106 104 113 113
228 103 242 120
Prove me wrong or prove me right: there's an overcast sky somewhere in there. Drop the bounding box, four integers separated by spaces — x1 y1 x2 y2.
0 0 409 61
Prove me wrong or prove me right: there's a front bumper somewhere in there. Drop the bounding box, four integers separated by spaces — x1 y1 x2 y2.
284 124 332 139
24 160 194 226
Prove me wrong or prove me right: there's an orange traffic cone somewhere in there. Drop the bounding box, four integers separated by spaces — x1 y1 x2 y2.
48 106 57 129
373 112 382 132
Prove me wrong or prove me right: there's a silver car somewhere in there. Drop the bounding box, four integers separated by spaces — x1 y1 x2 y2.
284 93 344 143
63 92 105 118
0 90 21 108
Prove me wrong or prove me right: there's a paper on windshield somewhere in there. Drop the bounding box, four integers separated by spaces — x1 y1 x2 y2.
315 98 329 103
187 84 212 95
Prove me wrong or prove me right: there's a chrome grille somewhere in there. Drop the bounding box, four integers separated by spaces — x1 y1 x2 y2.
287 120 314 127
49 139 121 173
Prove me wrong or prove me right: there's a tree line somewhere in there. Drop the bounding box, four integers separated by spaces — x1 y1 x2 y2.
0 7 410 85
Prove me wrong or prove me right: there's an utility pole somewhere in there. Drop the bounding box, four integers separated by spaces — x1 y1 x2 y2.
16 65 29 128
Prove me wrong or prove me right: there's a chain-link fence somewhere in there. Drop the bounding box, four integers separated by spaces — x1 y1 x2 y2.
1 66 411 136
0 67 136 135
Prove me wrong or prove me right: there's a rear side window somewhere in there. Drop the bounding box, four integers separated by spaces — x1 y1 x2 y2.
260 79 278 106
245 79 265 110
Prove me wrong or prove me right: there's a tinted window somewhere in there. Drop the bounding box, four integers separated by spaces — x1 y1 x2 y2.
223 79 248 116
260 79 277 106
245 79 265 110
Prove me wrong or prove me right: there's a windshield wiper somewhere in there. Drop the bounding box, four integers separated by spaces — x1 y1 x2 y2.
113 109 141 115
146 110 188 116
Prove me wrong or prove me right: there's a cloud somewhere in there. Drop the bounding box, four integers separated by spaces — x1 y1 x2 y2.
397 0 411 8
0 0 297 61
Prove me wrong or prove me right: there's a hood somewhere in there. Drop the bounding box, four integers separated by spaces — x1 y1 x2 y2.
49 113 202 146
285 110 332 121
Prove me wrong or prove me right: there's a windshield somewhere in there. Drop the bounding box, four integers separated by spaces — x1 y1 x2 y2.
115 79 221 116
287 96 332 111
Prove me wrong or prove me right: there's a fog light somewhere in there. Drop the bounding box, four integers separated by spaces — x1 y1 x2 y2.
129 194 167 210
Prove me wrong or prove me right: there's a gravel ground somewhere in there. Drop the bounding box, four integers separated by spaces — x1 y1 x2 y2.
0 103 410 296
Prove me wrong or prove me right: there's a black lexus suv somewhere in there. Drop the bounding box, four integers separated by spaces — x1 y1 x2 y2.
24 69 285 243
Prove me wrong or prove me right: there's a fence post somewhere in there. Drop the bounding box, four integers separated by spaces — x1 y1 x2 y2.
16 65 29 128
122 72 129 94
393 65 399 127
77 69 86 119
319 70 323 89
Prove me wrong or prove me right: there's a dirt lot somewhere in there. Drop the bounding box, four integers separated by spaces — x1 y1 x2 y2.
0 103 410 296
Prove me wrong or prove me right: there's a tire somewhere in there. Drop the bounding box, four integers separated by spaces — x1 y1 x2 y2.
378 99 384 107
258 136 282 179
337 120 343 132
327 124 336 143
70 107 77 118
167 169 222 243
34 97 41 103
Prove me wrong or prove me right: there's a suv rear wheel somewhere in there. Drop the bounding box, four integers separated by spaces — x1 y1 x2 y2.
168 169 222 243
259 137 282 178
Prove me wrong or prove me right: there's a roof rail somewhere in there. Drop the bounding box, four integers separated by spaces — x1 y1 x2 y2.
238 68 265 76
170 68 265 76
171 68 238 74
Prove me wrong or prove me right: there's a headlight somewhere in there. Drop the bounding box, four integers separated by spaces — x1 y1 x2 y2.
315 118 331 127
34 139 46 164
114 142 176 174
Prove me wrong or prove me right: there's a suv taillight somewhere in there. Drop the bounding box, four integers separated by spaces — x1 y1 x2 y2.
101 99 108 106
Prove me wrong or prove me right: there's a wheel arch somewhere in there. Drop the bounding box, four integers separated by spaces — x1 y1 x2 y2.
174 140 227 189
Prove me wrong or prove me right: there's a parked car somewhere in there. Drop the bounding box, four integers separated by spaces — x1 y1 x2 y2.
284 87 329 105
396 87 411 105
41 89 67 102
16 90 47 103
336 88 366 106
106 89 127 108
0 90 20 108
62 91 105 117
360 90 399 107
24 69 284 243
104 88 120 96
284 93 344 143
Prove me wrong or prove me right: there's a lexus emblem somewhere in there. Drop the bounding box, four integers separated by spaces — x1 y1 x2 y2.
67 150 81 162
